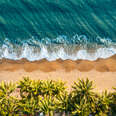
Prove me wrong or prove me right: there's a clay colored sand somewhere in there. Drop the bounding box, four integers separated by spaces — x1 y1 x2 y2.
0 55 116 92
1 55 116 72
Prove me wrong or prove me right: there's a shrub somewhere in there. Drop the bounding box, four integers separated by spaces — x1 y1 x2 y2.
110 87 116 116
0 77 115 116
55 91 72 116
0 81 18 115
39 95 56 116
71 78 96 115
40 80 66 96
93 91 113 116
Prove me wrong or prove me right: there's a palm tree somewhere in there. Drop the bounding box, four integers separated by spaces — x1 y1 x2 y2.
55 91 72 116
0 81 18 115
17 77 34 98
40 80 55 96
0 78 115 116
40 80 66 97
71 78 96 116
53 80 66 96
110 87 116 116
17 77 42 115
39 80 66 116
39 95 56 116
72 98 90 116
17 96 40 115
93 90 113 116
0 81 16 97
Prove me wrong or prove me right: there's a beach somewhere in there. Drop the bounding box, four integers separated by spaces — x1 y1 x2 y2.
0 55 116 92
0 0 116 115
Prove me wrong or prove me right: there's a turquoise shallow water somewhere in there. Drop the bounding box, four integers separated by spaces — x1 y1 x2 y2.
0 0 116 61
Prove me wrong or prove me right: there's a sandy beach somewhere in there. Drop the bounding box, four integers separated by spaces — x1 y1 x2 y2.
0 55 116 92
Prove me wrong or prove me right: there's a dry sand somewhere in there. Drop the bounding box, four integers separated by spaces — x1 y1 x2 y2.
0 55 116 92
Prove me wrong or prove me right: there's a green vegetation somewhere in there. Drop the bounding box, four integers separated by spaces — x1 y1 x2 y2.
0 77 115 116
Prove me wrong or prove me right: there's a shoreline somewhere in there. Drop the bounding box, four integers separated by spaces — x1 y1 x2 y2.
0 55 116 92
0 54 116 72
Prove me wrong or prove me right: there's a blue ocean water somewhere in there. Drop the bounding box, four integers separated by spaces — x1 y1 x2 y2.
0 0 116 61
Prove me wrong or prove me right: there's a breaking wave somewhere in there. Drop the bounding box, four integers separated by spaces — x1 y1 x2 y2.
0 35 116 61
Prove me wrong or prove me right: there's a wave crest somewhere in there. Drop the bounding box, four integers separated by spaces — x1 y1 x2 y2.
0 35 116 61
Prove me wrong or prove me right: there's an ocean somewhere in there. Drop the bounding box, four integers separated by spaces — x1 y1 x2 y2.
0 0 116 61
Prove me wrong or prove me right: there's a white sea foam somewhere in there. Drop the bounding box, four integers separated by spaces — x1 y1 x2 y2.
0 42 116 61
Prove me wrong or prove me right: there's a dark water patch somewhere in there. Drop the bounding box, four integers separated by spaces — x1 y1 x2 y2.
0 0 115 39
